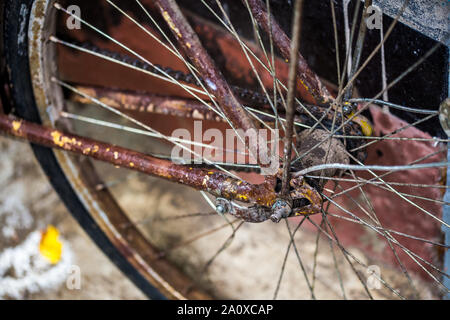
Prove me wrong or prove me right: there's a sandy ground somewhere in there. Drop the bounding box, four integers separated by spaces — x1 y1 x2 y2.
0 135 145 299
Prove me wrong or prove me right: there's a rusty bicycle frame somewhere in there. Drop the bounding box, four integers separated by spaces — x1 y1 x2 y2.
6 0 449 301
0 0 335 222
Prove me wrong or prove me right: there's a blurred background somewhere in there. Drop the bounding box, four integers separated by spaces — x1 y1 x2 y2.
0 105 145 299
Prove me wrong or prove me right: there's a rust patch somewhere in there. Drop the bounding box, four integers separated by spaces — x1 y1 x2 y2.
0 114 282 209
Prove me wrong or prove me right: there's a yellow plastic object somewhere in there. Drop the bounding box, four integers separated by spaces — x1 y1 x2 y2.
39 225 63 264
348 112 373 137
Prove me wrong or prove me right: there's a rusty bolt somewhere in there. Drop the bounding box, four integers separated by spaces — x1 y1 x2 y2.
215 198 231 215
342 103 353 116
270 199 292 223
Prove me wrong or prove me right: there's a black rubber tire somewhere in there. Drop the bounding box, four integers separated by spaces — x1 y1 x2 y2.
3 0 166 300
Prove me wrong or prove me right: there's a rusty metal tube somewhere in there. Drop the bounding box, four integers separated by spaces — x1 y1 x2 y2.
244 0 333 104
153 0 272 169
69 85 279 123
0 114 278 207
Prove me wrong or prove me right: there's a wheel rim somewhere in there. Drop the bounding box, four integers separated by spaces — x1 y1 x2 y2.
24 0 449 299
28 0 211 300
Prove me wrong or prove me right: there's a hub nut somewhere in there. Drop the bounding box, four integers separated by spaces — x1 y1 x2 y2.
215 198 231 215
270 199 292 223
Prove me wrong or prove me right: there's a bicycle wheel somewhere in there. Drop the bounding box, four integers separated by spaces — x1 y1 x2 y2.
3 0 449 299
